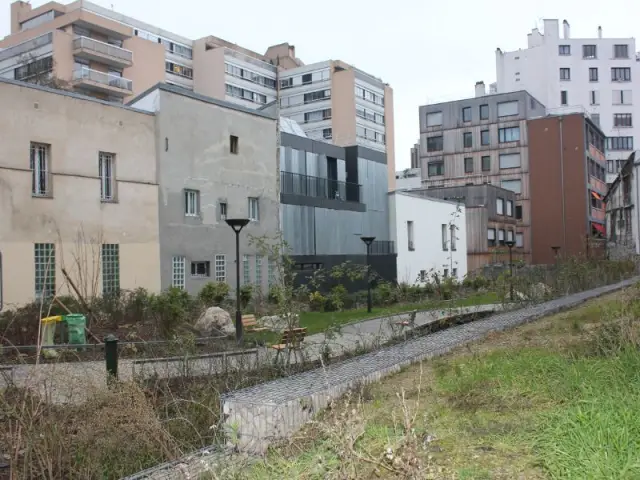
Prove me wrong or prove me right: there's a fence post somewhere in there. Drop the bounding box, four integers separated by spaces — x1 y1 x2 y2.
104 334 118 384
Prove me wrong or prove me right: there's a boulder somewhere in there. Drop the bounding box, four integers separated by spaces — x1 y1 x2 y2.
258 313 300 332
194 307 234 336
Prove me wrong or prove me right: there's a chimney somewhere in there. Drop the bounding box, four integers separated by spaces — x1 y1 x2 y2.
598 26 602 38
475 81 486 98
563 20 570 39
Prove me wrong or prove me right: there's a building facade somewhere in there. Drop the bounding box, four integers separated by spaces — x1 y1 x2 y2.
495 19 640 183
389 191 467 284
0 78 161 308
279 120 396 284
129 84 279 295
605 151 639 258
395 168 421 191
1 1 396 189
413 185 518 272
419 89 546 264
528 113 607 264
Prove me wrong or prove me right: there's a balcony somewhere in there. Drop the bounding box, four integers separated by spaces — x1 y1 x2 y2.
72 36 133 68
280 171 361 203
72 67 132 97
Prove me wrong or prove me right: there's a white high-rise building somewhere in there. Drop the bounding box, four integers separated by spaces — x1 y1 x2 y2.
495 19 640 183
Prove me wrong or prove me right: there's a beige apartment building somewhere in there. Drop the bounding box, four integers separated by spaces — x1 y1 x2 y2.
0 78 160 308
1 0 395 188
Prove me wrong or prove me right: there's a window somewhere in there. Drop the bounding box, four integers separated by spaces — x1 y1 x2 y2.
612 90 632 105
101 244 120 295
592 114 600 126
427 135 443 152
589 90 599 105
242 255 251 284
515 205 523 220
614 44 629 59
607 136 634 151
612 68 631 82
614 113 633 127
304 89 331 103
304 108 332 123
98 152 115 202
441 224 448 251
191 261 210 278
226 84 267 104
230 135 239 154
507 231 514 243
322 128 332 139
498 127 520 143
302 73 312 85
407 221 415 251
14 56 53 81
219 201 227 220
255 256 262 286
452 268 458 278
482 155 491 172
464 157 474 173
516 233 524 248
215 255 226 282
165 61 193 79
498 229 505 245
420 270 426 282
428 160 444 177
497 101 518 117
462 107 472 122
561 90 568 106
488 228 496 247
463 132 472 148
184 190 199 216
583 44 597 59
268 257 277 285
426 111 443 127
450 224 457 251
559 45 571 55
30 142 50 197
248 197 259 221
501 179 522 194
34 243 55 298
172 256 186 289
479 104 489 120
499 153 521 169
589 68 598 82
560 68 571 80
506 200 513 217
481 129 490 146
496 198 504 215
443 269 449 278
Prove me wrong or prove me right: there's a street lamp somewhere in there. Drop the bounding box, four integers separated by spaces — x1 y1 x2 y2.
505 240 515 301
226 218 250 343
360 236 376 313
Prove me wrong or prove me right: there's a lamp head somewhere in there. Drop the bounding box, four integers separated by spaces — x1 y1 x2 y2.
225 218 250 233
360 236 376 246
504 241 515 248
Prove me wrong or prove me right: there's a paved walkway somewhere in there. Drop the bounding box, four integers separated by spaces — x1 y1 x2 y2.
0 303 503 404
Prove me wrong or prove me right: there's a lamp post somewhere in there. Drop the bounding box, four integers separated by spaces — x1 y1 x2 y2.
225 218 250 343
505 240 515 301
360 236 376 313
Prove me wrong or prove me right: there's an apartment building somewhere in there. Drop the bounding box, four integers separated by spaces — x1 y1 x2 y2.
495 19 640 183
129 84 279 295
528 113 607 264
0 78 161 308
279 119 396 284
419 88 546 264
395 168 421 191
413 185 518 271
389 191 467 284
605 151 639 258
1 1 396 188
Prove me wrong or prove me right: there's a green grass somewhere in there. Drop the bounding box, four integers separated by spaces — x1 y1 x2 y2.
238 290 640 479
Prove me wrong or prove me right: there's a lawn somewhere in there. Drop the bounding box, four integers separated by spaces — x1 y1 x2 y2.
239 288 640 479
298 291 500 335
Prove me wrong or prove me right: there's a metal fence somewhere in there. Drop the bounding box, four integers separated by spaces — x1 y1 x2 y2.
280 171 362 203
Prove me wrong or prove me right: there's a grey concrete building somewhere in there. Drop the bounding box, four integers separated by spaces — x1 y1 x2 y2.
419 84 546 265
130 83 279 294
278 118 396 283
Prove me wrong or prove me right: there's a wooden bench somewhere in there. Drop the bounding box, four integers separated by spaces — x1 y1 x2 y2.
271 328 307 363
242 314 267 332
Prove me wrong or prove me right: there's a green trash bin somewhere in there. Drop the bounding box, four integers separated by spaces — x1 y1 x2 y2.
64 314 87 345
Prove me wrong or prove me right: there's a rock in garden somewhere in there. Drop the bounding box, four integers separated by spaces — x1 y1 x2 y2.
194 307 234 335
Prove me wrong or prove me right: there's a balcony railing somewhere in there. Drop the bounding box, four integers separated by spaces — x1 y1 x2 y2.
73 67 132 92
370 240 396 255
280 171 361 203
73 36 133 64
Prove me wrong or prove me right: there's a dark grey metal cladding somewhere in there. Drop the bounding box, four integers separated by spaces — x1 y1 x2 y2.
280 193 366 212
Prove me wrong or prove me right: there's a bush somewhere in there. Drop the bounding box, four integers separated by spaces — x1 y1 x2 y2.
150 287 194 337
327 284 348 311
372 281 398 306
309 291 326 312
198 282 230 306
240 284 253 309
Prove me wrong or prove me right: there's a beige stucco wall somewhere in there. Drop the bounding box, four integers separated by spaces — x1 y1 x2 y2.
0 81 160 309
123 35 166 100
331 66 356 147
192 40 226 100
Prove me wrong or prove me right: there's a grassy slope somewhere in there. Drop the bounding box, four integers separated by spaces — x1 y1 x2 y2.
244 290 640 479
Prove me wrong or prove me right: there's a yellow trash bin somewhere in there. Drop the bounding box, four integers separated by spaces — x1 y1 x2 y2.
40 315 62 358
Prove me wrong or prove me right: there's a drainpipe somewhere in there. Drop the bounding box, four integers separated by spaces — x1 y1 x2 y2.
559 117 567 253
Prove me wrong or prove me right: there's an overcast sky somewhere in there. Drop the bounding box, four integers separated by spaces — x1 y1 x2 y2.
1 0 638 169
